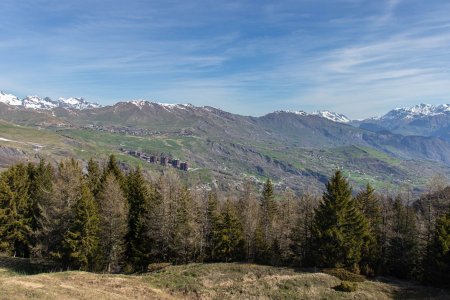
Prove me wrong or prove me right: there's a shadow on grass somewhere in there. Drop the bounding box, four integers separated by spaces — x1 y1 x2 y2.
374 276 450 300
0 256 61 275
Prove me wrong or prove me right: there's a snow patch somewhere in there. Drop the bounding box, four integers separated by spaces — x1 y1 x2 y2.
274 110 350 123
311 110 351 123
0 91 22 106
381 103 450 120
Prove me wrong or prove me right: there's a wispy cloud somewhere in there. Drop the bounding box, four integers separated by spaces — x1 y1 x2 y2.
1 0 450 118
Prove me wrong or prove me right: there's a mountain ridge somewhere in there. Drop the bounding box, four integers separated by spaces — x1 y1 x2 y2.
2 89 450 124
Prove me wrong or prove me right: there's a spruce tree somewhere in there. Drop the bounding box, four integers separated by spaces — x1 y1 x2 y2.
355 184 382 275
27 160 54 257
125 167 151 270
0 164 32 257
312 170 369 271
61 182 99 270
216 199 244 262
423 208 450 287
103 155 125 187
86 158 102 196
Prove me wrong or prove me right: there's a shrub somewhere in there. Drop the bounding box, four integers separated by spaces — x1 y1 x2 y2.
334 281 357 292
322 268 365 282
147 262 172 273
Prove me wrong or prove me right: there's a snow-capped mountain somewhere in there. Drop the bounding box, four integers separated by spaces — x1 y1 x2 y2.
23 96 58 110
381 103 450 120
0 91 101 110
129 100 192 110
0 91 22 106
311 110 351 123
58 97 101 109
273 110 350 123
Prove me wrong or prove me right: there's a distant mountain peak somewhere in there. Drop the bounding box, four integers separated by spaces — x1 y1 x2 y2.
0 91 22 106
0 91 101 110
382 103 450 120
273 110 308 116
273 109 350 123
311 110 351 123
128 99 193 110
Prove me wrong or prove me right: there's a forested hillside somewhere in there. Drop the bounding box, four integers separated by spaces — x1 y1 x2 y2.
0 155 449 290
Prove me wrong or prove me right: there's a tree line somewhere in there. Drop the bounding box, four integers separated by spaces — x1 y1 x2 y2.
0 156 449 288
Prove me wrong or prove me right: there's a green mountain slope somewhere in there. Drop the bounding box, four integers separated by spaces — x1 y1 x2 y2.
0 102 449 193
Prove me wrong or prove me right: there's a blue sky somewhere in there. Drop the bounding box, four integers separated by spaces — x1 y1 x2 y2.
1 0 450 118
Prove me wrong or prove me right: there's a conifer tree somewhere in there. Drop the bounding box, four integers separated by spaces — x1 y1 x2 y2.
216 199 244 262
312 170 369 271
27 160 54 257
385 196 420 279
0 164 32 257
48 159 85 257
61 182 99 270
86 158 102 196
103 155 125 187
97 174 128 273
256 178 276 263
174 186 198 263
355 184 382 275
205 192 222 261
423 208 450 287
125 167 151 270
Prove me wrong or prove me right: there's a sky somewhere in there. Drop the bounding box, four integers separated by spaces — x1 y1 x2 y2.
1 0 450 118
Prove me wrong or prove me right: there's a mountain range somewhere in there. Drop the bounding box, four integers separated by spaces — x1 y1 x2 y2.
0 90 449 193
0 91 101 110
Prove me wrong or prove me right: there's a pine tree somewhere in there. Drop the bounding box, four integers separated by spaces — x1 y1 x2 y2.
423 208 450 287
61 182 99 270
0 164 32 257
312 170 370 271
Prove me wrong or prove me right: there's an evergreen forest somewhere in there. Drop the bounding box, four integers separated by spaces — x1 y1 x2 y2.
0 155 449 289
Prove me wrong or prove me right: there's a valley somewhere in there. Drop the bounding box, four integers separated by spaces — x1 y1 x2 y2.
1 94 450 193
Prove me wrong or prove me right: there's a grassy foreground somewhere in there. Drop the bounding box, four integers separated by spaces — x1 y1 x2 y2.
0 258 449 300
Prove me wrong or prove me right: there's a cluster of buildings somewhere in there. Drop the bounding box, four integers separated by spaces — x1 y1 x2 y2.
121 148 188 171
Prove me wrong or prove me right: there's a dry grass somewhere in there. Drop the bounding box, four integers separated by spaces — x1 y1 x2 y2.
0 259 449 300
0 270 175 300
